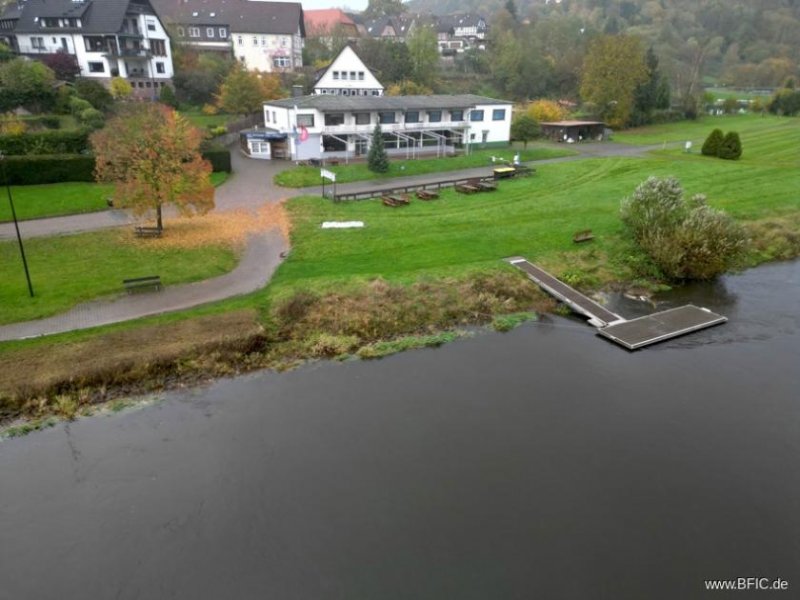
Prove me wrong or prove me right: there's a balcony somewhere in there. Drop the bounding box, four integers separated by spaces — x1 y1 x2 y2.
318 120 468 135
104 47 151 58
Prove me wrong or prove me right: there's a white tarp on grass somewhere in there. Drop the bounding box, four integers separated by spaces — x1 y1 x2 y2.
321 221 364 229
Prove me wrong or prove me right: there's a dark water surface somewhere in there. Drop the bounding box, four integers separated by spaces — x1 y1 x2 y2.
1 262 799 600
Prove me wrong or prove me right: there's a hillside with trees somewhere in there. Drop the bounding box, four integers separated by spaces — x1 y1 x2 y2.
409 0 800 92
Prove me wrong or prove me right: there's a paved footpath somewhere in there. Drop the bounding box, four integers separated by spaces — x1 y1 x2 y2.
0 141 661 340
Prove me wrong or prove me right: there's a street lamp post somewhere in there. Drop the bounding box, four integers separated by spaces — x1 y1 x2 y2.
0 153 34 297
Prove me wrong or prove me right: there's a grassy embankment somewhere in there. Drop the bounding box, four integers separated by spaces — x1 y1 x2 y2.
1 115 797 426
273 146 576 188
0 172 229 223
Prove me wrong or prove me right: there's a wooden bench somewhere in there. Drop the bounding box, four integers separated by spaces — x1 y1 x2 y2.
415 189 439 200
478 179 497 192
382 194 410 207
456 178 481 194
135 226 162 238
123 275 162 293
573 229 595 243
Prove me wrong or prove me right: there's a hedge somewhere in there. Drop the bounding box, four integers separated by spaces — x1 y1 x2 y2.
201 143 232 173
0 154 95 185
0 128 90 155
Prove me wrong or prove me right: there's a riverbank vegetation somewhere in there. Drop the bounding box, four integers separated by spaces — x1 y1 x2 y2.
273 146 574 188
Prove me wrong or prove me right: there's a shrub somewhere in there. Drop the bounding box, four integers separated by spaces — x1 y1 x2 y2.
79 107 105 130
0 153 95 185
0 128 90 154
0 113 26 135
109 77 132 100
701 128 724 156
200 142 232 172
620 176 747 280
159 84 179 109
717 131 742 160
74 79 113 112
68 96 93 116
209 125 228 137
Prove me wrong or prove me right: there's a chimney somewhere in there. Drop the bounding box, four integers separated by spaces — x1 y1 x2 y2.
291 85 304 98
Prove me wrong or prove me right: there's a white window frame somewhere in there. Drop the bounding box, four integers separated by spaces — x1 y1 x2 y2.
219 28 227 39
188 27 200 38
206 27 214 38
177 26 185 37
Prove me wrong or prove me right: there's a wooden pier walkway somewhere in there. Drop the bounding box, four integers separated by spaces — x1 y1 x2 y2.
506 257 623 326
506 257 727 350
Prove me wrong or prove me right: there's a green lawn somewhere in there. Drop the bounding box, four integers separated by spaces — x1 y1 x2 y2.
180 109 237 129
705 87 772 101
0 229 238 324
273 146 577 188
269 145 799 296
0 182 113 223
614 114 795 157
1 173 229 223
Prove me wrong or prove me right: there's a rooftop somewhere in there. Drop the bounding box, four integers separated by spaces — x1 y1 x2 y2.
265 94 511 112
150 0 304 35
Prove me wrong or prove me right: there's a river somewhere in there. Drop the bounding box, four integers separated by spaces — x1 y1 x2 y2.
1 261 798 599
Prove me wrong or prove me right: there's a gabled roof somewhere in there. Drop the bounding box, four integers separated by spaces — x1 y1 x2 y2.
363 15 414 38
436 13 487 33
265 93 511 111
313 44 383 90
304 8 355 35
151 0 304 36
11 0 150 34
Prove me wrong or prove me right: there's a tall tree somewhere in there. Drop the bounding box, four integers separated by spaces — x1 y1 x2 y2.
359 39 413 84
631 46 671 126
580 34 649 128
406 25 439 88
216 66 284 115
510 114 540 148
367 124 389 173
364 0 404 18
91 105 214 232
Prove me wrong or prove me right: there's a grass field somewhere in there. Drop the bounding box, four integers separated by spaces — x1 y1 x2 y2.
705 88 772 101
269 146 798 297
0 172 229 223
0 229 238 324
274 146 576 188
180 108 236 129
614 114 795 161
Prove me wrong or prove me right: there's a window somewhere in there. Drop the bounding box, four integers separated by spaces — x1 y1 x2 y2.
237 35 243 46
177 26 185 37
372 90 380 96
261 37 266 46
156 62 165 74
354 113 370 125
188 27 200 38
341 71 348 80
265 111 270 123
470 109 484 121
358 71 364 80
405 111 420 123
88 61 104 73
324 113 345 126
492 108 506 121
296 114 314 127
379 112 395 124
150 39 166 56
450 110 464 121
31 37 45 50
207 27 215 38
272 111 276 123
219 28 227 38
428 110 442 123
252 36 258 46
332 71 339 80
350 71 356 80
147 19 156 32
273 56 291 68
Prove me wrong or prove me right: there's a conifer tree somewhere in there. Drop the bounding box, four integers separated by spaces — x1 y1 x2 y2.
701 128 724 156
368 124 389 173
717 131 742 160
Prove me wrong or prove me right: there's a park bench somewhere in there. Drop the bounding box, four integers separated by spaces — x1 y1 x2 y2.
573 229 595 243
123 275 162 293
456 178 481 194
134 226 162 238
382 193 410 207
416 189 439 200
478 179 497 192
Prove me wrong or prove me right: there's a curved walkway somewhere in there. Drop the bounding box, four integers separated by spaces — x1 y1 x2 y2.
0 141 662 341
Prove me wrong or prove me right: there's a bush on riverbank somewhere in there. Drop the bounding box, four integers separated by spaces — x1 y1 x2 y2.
621 176 748 280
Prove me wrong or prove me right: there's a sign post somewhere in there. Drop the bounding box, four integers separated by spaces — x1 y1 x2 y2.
321 168 336 200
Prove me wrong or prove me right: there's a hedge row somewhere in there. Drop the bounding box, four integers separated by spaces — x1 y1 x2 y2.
0 128 90 155
201 143 232 173
0 154 95 185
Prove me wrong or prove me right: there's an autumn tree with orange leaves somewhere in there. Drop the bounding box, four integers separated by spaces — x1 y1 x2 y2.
91 104 214 232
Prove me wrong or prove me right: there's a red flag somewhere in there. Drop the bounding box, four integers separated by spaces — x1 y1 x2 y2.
299 125 309 142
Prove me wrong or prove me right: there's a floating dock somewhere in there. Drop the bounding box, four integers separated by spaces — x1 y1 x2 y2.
506 257 727 350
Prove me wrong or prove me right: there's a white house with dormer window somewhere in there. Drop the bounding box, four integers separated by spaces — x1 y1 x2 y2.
313 45 383 97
